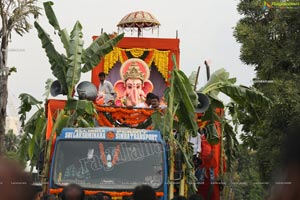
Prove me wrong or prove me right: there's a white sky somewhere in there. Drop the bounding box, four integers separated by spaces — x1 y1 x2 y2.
6 0 255 116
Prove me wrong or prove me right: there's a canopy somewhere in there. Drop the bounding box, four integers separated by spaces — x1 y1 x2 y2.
117 11 160 37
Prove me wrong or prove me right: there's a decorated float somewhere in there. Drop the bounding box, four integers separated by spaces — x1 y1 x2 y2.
43 8 224 200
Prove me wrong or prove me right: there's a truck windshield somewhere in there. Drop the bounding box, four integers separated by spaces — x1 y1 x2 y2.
52 140 164 190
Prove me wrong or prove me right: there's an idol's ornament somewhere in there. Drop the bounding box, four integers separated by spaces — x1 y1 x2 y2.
114 58 153 106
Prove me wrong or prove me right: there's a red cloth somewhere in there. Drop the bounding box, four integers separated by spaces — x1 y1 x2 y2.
201 135 217 168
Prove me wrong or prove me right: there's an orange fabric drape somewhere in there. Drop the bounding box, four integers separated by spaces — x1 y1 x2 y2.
46 103 53 140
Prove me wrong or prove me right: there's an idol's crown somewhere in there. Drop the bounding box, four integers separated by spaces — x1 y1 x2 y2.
123 61 145 81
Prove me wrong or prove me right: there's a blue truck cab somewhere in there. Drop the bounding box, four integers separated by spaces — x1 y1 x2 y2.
49 127 168 199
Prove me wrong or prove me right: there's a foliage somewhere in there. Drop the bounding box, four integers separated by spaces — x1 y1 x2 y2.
223 146 266 200
18 1 123 189
234 0 300 182
5 129 20 152
0 0 41 156
152 55 198 198
4 130 26 165
18 93 46 170
35 1 124 99
195 68 271 172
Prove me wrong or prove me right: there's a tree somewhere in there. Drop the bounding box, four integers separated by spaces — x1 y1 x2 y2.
5 129 19 152
197 68 271 172
0 0 41 156
234 0 300 182
225 146 266 200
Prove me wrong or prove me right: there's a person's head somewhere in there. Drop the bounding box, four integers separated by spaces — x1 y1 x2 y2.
60 183 85 200
98 72 106 82
145 93 155 106
151 95 160 109
0 157 36 200
132 185 156 200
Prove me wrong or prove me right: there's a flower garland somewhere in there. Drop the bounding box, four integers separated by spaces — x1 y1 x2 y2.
103 47 170 81
96 112 114 127
49 188 164 197
95 106 154 126
98 143 120 166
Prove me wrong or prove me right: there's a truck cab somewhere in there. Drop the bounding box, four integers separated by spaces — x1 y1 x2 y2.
49 127 168 199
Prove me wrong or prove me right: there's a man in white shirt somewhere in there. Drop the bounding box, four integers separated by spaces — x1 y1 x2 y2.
97 72 115 104
189 130 201 157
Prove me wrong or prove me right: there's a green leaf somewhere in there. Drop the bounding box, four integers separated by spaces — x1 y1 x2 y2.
28 135 35 159
223 121 240 172
77 116 92 127
173 70 198 133
151 111 162 130
65 99 96 116
34 21 68 93
205 124 220 145
18 93 43 126
200 68 236 99
43 78 53 99
43 1 61 30
219 84 271 107
81 33 124 72
59 28 71 56
56 114 70 135
66 21 84 97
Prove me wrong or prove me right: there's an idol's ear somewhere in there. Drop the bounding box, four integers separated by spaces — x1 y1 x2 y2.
114 80 126 98
143 80 154 95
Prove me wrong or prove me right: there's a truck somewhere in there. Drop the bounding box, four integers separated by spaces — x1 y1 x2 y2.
42 35 223 199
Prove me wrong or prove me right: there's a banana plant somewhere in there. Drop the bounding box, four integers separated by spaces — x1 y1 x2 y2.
34 0 124 131
197 68 271 174
152 55 198 198
18 93 46 171
18 1 124 189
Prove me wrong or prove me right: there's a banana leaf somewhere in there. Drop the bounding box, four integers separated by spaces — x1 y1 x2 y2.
43 1 60 30
34 21 68 93
18 93 43 126
55 114 70 136
173 70 198 135
219 84 271 108
65 99 96 116
200 68 236 99
43 1 70 55
66 21 84 97
81 33 124 72
43 78 53 99
223 121 239 172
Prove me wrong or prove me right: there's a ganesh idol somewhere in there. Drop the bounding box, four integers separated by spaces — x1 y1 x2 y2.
114 58 153 107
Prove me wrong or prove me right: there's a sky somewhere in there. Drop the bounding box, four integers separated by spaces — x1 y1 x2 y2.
6 0 256 116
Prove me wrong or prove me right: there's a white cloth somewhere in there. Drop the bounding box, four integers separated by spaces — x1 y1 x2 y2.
135 102 148 108
98 80 114 103
189 133 201 155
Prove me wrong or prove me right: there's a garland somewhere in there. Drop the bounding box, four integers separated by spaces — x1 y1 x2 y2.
49 188 164 197
95 106 155 128
98 143 120 166
103 47 170 81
